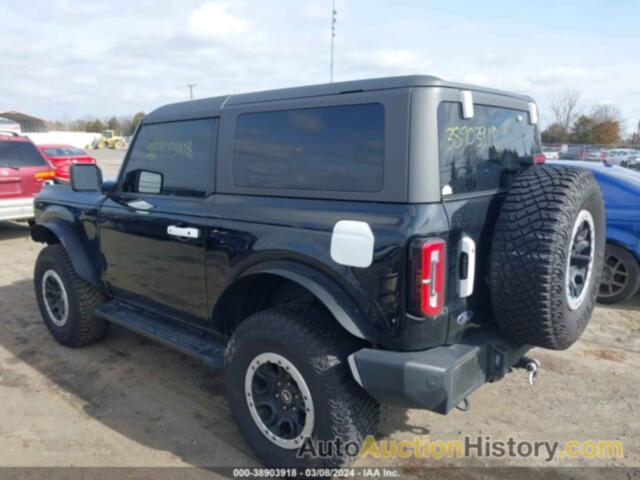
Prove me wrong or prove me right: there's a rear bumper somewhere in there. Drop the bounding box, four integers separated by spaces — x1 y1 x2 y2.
348 328 529 414
0 197 35 221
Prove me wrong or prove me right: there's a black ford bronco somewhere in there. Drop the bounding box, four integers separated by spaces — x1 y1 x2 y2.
30 75 605 467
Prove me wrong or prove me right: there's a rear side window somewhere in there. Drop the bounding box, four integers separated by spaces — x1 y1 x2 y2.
233 104 384 192
0 141 47 167
122 118 216 198
438 102 541 195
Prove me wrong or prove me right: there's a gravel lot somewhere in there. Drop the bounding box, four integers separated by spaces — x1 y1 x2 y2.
0 149 638 476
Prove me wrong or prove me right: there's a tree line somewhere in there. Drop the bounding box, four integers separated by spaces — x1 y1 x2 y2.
542 90 640 146
48 112 146 137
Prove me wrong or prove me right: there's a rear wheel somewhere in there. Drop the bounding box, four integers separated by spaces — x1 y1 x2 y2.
597 243 640 304
224 304 379 468
34 244 109 347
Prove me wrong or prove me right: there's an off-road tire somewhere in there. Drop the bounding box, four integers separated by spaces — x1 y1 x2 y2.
490 166 605 350
34 244 109 347
597 243 640 304
224 304 380 468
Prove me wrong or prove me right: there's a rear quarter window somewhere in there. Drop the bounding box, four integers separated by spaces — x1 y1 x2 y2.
233 103 385 192
438 102 541 195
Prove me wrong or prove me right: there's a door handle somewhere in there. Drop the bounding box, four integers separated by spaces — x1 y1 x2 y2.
126 199 155 211
459 235 476 298
167 225 200 239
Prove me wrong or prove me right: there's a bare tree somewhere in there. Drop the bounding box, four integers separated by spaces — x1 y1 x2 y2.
591 104 622 123
551 89 581 131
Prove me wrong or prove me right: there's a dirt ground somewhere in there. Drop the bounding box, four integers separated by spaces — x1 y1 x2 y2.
0 150 638 477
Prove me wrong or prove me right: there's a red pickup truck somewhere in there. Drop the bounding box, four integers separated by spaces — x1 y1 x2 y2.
0 132 55 222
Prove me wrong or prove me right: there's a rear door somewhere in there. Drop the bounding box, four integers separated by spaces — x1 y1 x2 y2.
435 93 542 342
98 118 218 324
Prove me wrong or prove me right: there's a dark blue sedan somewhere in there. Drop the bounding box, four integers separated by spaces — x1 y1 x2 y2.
550 160 640 303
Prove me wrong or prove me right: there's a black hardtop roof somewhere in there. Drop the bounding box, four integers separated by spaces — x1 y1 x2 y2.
143 75 534 124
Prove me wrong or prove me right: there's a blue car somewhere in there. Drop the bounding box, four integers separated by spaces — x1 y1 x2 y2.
550 160 640 303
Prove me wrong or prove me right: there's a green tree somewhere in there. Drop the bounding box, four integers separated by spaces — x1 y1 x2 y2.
571 115 596 144
81 118 106 133
129 111 145 135
571 115 621 145
541 123 570 144
107 116 121 134
590 120 621 145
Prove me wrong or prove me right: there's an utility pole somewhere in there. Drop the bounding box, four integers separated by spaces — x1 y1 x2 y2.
330 0 336 83
187 84 197 100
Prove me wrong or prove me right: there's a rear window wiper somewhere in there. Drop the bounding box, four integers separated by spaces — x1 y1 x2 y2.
0 164 19 170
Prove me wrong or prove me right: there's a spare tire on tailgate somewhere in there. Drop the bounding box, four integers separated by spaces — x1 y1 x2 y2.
490 166 605 350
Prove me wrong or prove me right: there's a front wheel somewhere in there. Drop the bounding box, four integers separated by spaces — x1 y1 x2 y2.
224 304 379 468
34 244 109 347
597 243 640 304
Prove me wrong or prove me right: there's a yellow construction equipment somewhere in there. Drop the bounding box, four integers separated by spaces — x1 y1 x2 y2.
92 130 128 150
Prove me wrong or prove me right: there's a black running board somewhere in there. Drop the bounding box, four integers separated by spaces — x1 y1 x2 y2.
95 301 226 368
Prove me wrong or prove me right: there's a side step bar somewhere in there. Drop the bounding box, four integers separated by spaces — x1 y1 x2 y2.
95 301 226 368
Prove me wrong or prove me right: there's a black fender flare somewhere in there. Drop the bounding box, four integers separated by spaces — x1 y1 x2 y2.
31 220 101 288
238 260 372 341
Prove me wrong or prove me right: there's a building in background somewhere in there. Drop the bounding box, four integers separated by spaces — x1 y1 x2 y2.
0 111 99 149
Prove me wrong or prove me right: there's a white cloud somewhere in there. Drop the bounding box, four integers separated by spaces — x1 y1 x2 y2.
187 2 251 40
302 4 329 20
347 48 431 73
529 66 600 86
0 0 638 134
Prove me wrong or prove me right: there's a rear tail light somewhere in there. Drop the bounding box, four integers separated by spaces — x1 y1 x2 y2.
408 238 446 317
533 154 546 164
33 171 56 182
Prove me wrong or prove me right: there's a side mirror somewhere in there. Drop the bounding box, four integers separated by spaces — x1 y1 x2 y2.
70 163 103 192
101 178 117 193
136 170 163 194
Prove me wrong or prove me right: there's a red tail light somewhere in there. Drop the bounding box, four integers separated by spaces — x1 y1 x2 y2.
533 154 546 164
409 238 446 317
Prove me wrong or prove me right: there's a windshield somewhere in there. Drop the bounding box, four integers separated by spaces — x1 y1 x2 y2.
43 147 85 157
0 141 47 167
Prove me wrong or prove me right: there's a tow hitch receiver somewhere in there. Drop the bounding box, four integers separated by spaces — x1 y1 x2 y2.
515 357 541 385
348 328 531 414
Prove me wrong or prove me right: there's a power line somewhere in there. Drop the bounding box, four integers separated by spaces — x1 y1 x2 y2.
330 0 336 83
187 84 197 100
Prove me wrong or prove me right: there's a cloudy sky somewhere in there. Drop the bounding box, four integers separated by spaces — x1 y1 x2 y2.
1 0 639 132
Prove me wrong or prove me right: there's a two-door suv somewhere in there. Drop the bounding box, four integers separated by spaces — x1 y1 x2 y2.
31 76 605 467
